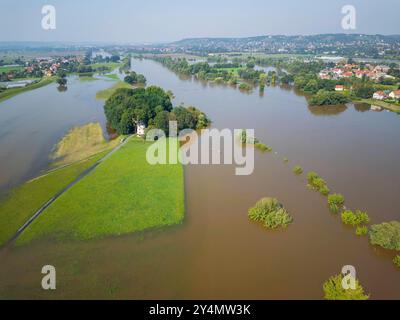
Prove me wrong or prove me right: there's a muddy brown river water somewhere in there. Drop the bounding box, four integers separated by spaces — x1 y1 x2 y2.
0 59 399 299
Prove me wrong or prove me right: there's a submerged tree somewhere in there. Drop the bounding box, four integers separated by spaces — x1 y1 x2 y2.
323 274 369 300
248 197 293 229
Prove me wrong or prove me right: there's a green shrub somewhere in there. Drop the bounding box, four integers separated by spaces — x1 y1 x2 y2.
319 185 330 196
263 209 293 229
292 165 303 175
238 83 252 91
307 171 330 196
342 210 370 226
393 255 400 268
327 193 345 213
356 226 368 236
255 142 272 152
239 129 257 144
248 197 293 229
239 130 272 152
323 274 369 300
369 221 400 250
309 90 350 106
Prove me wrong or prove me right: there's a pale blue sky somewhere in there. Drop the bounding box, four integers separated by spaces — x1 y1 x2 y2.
0 0 399 43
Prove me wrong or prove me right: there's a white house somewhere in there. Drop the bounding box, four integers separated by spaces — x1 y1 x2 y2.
373 91 387 100
136 122 146 136
335 85 344 92
389 90 400 100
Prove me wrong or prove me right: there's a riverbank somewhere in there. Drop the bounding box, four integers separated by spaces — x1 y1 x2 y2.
356 98 400 113
95 81 132 100
0 77 55 103
51 122 119 167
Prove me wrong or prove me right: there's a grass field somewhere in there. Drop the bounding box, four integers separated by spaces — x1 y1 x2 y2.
104 74 120 81
51 122 119 166
0 65 24 73
214 67 240 76
78 75 98 81
0 77 55 103
96 81 132 100
90 62 122 72
0 152 107 246
17 138 185 245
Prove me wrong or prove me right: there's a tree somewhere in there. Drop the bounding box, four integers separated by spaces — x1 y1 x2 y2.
328 194 345 213
309 90 350 106
171 106 196 131
56 73 67 86
369 221 400 250
353 84 375 99
341 210 369 226
153 111 170 135
104 86 208 136
246 61 255 69
323 274 369 300
248 197 293 229
110 55 120 62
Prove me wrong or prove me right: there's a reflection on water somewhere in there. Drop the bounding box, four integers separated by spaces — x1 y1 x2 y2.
354 103 371 113
0 59 399 299
308 104 348 116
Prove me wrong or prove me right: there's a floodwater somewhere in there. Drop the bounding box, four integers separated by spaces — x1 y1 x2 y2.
0 59 399 299
0 76 113 192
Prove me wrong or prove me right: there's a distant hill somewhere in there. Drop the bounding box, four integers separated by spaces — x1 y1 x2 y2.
169 34 400 58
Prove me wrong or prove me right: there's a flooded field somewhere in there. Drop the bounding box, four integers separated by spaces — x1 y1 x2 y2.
0 59 399 299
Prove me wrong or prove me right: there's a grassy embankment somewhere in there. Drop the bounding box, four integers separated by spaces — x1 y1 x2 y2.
96 81 132 100
0 65 25 73
78 75 98 81
51 122 119 166
0 151 108 246
104 74 120 81
0 122 118 246
17 138 185 244
0 77 55 103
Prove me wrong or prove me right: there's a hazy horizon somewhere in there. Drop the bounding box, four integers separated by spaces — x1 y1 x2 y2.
1 0 399 43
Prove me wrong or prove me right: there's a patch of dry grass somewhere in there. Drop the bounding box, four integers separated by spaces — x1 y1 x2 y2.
52 122 119 166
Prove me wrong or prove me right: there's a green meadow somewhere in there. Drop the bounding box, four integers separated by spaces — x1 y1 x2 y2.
90 62 122 72
96 81 132 100
0 65 24 73
0 77 55 103
0 152 107 246
17 138 185 245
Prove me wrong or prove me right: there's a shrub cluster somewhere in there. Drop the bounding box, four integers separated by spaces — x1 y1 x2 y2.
356 226 368 236
292 165 303 175
307 172 330 196
393 255 400 268
323 274 369 300
341 210 370 226
248 197 293 229
369 221 400 251
239 130 272 152
327 193 345 213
